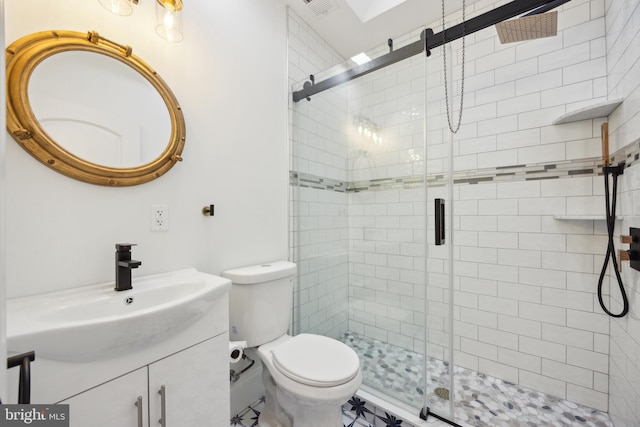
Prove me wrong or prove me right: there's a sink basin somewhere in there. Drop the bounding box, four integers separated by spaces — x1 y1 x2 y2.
7 268 231 362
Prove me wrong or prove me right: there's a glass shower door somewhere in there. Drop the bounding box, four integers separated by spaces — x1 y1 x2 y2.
289 74 351 342
289 34 435 417
344 52 429 412
422 41 455 421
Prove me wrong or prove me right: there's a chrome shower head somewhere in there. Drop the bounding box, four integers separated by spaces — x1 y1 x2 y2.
495 11 558 44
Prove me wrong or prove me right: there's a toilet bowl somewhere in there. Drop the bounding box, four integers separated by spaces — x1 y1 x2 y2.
223 262 362 427
258 334 362 426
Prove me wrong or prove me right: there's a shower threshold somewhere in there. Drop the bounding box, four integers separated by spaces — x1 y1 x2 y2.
340 331 614 427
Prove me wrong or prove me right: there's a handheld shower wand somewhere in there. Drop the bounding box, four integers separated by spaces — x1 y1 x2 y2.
597 123 629 318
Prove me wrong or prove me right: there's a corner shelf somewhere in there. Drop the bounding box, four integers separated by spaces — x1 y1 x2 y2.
553 215 623 220
552 99 623 125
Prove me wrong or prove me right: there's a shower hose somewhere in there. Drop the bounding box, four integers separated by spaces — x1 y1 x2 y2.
597 163 629 318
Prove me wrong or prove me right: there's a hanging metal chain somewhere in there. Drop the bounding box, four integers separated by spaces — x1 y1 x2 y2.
442 0 466 134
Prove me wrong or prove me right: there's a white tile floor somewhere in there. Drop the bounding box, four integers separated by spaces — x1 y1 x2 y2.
231 395 454 427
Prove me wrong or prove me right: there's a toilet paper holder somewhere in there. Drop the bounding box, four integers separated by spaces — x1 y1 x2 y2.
228 340 247 364
229 340 255 384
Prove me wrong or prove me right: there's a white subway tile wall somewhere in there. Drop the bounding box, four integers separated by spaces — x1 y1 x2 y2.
289 0 640 423
288 10 350 340
606 0 640 424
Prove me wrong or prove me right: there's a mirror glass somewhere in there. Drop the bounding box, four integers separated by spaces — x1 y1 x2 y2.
29 51 171 168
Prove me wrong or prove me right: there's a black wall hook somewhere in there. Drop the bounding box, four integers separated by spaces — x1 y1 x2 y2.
202 204 215 216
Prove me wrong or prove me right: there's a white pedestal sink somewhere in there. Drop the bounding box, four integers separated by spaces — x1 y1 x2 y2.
6 268 232 407
6 268 232 422
7 268 231 362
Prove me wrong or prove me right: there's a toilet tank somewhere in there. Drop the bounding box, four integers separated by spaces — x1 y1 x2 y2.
223 261 296 347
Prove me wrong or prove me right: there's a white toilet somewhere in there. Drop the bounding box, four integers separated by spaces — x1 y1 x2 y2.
223 261 362 427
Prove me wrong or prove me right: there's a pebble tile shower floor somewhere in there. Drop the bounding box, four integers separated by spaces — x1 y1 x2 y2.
340 331 614 427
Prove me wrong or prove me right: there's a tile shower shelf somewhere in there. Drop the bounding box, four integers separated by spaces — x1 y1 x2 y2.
552 99 623 125
553 215 622 220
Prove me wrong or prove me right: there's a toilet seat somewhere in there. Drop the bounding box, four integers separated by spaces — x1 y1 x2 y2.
271 333 360 387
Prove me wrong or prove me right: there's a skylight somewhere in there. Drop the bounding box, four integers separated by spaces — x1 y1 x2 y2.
350 52 371 65
344 0 407 23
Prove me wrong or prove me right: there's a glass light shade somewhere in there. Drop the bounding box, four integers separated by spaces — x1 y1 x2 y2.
98 0 134 16
155 0 183 42
157 0 183 12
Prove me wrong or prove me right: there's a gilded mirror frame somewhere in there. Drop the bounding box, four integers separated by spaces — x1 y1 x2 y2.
5 30 186 186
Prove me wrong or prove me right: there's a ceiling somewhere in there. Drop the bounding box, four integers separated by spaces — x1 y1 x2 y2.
284 0 483 59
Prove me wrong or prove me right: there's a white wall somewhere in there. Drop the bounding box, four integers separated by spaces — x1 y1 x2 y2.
610 163 640 427
0 0 7 403
605 0 640 425
4 0 289 300
606 0 640 152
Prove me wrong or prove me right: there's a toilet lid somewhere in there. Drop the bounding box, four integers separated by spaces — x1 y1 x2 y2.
271 334 360 387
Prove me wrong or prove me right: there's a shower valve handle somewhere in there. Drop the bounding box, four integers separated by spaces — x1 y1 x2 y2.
621 235 633 244
618 250 630 272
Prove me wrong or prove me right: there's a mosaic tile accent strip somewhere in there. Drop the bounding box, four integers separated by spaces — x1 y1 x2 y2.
290 171 347 192
340 331 615 427
290 141 640 193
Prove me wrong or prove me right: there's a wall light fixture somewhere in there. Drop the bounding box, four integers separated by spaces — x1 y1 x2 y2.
98 0 183 42
155 0 183 42
98 0 135 16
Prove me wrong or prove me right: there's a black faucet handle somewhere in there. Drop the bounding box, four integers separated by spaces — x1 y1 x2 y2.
118 259 142 269
115 243 137 251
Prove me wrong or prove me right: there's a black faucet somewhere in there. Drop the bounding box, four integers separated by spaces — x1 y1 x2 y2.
115 243 142 291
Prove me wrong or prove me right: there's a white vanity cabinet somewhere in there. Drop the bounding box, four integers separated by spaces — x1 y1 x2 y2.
61 366 148 427
61 334 229 427
148 333 229 426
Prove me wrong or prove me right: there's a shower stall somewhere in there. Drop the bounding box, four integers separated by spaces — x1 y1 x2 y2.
288 1 617 425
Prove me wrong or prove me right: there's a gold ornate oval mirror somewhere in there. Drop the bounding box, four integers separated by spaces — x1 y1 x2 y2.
5 30 186 186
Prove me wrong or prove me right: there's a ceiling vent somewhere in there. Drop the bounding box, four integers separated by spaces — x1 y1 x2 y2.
302 0 339 17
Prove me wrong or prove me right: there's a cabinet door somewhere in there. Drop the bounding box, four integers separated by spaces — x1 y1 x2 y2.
148 333 229 427
60 367 148 427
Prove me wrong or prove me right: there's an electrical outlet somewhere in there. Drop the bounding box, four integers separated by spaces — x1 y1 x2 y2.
151 204 169 231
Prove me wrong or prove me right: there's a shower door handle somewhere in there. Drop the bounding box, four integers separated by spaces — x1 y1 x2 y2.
435 199 445 245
